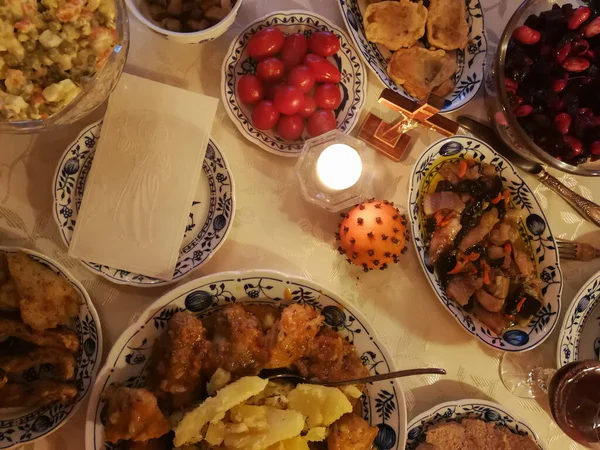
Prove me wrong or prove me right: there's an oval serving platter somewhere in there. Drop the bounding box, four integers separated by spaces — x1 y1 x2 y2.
408 136 562 351
86 270 407 450
405 399 545 450
221 11 367 157
0 246 101 450
52 120 235 286
557 269 600 368
337 0 487 112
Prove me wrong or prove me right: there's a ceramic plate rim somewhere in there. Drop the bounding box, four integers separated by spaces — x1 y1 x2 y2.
408 135 563 352
51 120 236 287
220 10 367 157
0 246 102 449
85 269 407 450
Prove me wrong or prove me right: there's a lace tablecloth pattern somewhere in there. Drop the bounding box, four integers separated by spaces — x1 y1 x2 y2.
1 0 599 449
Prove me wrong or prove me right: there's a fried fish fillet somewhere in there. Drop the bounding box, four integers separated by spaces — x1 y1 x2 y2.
0 380 77 407
8 252 81 331
0 346 76 380
364 0 428 51
0 316 80 352
0 280 19 312
387 46 457 100
427 0 469 50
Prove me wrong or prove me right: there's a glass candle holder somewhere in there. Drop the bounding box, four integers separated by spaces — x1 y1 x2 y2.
295 130 375 212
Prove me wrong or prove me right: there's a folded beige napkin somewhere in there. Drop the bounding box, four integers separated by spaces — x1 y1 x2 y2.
68 73 219 280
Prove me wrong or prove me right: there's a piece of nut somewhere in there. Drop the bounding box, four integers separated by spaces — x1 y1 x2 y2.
147 4 166 21
187 18 209 31
166 0 182 15
162 17 182 31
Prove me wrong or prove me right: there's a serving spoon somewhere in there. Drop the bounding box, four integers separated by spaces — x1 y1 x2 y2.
258 367 447 387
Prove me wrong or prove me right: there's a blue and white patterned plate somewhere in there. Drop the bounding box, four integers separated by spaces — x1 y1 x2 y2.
337 0 487 112
85 270 407 450
221 11 367 157
0 246 101 450
408 136 563 351
52 120 235 286
557 270 600 368
405 399 545 450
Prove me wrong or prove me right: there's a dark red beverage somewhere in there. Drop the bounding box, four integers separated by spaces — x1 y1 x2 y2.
549 360 600 449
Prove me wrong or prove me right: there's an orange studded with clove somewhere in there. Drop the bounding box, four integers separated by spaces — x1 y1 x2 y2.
336 199 408 272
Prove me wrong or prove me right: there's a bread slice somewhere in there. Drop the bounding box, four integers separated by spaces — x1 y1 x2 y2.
425 422 477 450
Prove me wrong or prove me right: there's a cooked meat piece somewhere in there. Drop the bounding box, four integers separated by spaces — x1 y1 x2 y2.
489 219 520 245
487 245 505 260
429 215 462 264
364 0 428 50
210 304 269 375
513 238 536 276
475 289 504 313
0 254 9 286
265 304 323 368
148 312 209 408
423 191 465 216
327 413 378 450
458 208 500 252
295 328 368 383
473 303 507 335
486 272 510 299
427 0 469 50
0 316 79 351
0 380 77 407
0 370 6 388
0 280 20 311
0 346 76 380
8 252 81 331
102 387 170 443
446 274 483 306
438 161 480 184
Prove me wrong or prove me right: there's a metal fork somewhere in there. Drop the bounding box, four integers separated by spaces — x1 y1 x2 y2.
557 239 600 261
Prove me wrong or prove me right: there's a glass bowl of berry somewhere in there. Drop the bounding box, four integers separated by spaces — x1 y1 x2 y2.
486 0 600 175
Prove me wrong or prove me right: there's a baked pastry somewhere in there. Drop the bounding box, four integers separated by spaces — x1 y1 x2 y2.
364 0 428 51
427 0 470 50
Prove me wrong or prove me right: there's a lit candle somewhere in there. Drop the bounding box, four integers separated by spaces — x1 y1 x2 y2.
316 144 363 191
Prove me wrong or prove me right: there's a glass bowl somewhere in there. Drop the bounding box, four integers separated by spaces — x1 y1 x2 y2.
0 0 130 134
485 0 600 176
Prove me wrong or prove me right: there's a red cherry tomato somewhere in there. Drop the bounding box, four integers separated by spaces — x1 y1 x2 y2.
308 31 341 57
273 85 304 116
314 83 342 110
307 110 337 137
247 27 285 60
281 33 308 69
287 65 315 93
299 95 316 118
303 54 342 83
256 57 285 82
252 100 280 130
237 74 263 104
277 115 304 140
263 83 282 100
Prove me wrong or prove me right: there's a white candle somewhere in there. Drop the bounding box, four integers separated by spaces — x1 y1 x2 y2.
316 144 363 191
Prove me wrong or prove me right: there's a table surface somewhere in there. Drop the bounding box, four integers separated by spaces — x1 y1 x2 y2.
2 0 600 449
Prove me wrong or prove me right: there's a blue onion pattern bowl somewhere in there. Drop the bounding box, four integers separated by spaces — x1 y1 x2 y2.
405 400 545 450
408 136 563 352
221 11 367 157
52 120 235 286
0 247 101 449
86 270 407 450
337 0 486 112
557 270 600 368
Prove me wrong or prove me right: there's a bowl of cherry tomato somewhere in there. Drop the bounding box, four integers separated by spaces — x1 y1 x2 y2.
221 10 367 156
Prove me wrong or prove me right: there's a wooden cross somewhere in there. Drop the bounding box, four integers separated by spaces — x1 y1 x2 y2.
357 89 459 161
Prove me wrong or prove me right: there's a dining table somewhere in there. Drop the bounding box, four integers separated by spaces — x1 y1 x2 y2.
1 0 600 449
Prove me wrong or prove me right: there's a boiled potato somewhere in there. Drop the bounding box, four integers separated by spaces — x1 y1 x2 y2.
304 427 328 442
208 368 232 396
230 404 268 429
266 437 310 450
205 421 226 446
287 385 352 428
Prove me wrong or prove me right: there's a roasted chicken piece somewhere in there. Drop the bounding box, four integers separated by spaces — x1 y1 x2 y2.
0 280 20 311
102 387 171 443
148 312 209 408
265 304 323 368
458 208 500 252
8 252 81 330
0 346 76 380
210 304 269 375
0 316 80 351
327 413 378 450
0 380 77 407
428 214 462 265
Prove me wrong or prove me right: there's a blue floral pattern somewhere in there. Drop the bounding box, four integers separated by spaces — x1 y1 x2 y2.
337 0 486 112
408 136 563 352
86 271 406 450
221 11 366 156
52 121 235 286
405 400 545 450
0 247 101 449
558 271 600 368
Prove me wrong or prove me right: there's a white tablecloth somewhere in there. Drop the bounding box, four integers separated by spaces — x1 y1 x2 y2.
2 0 600 449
